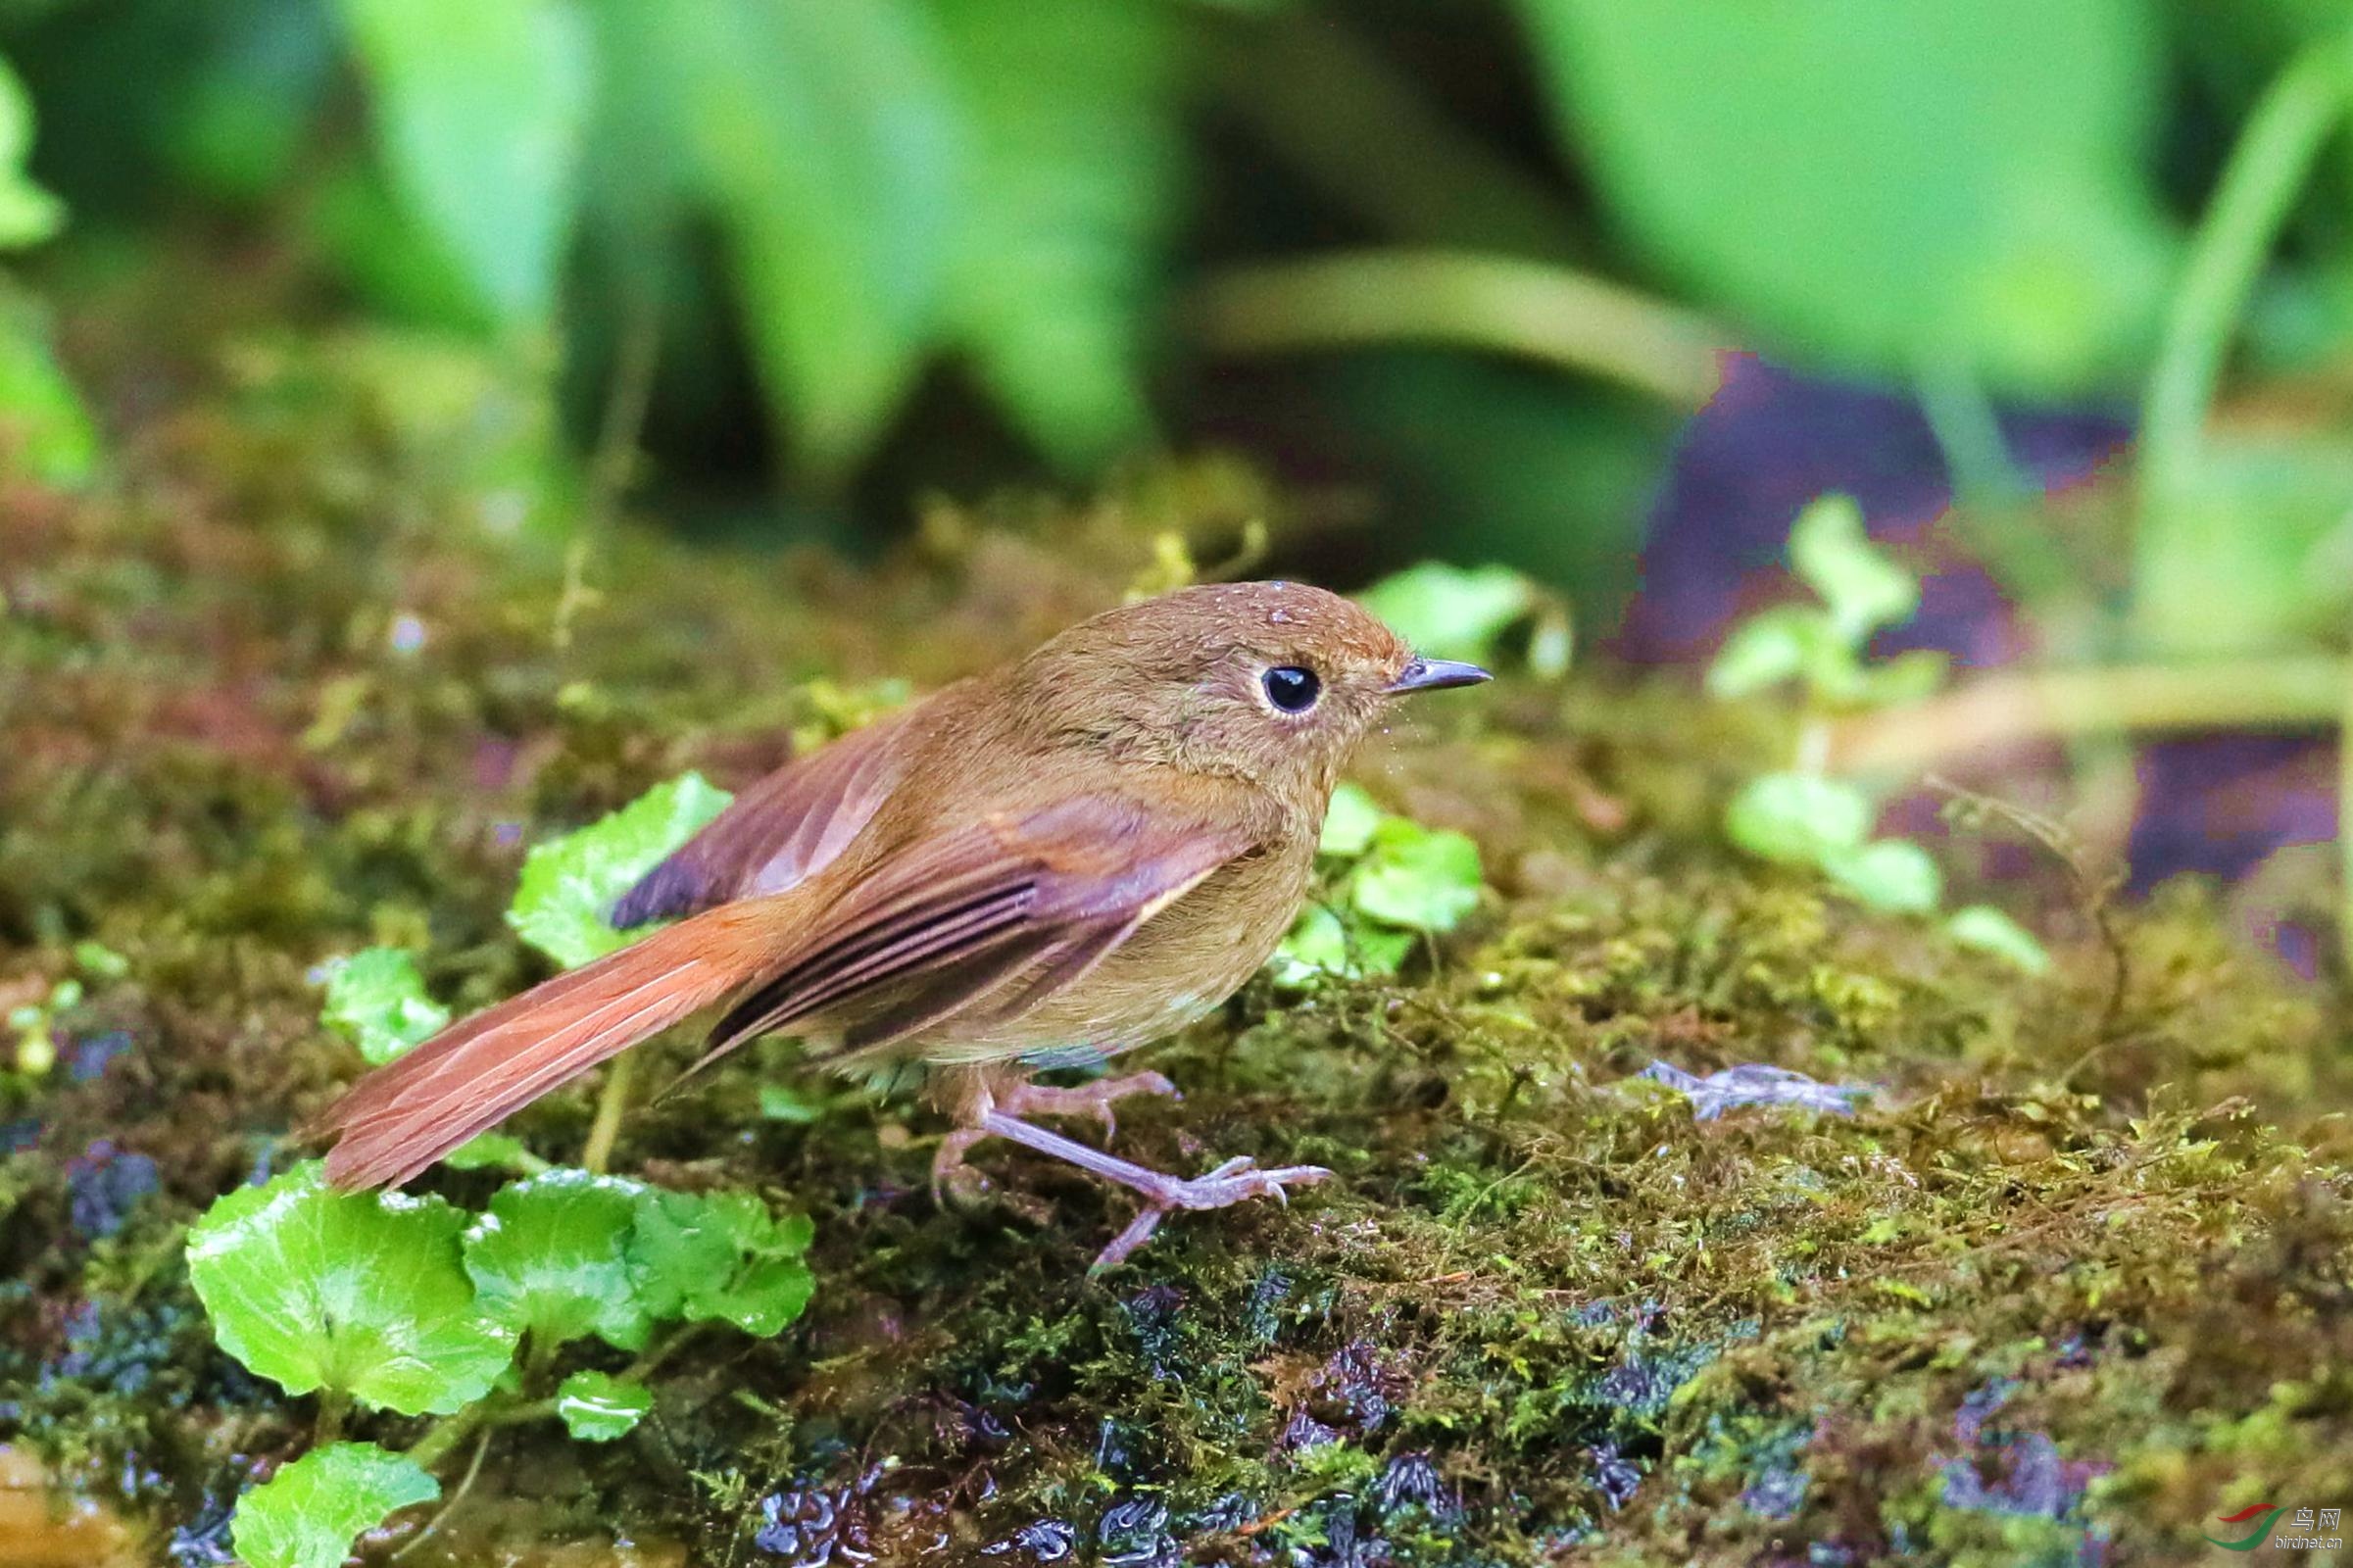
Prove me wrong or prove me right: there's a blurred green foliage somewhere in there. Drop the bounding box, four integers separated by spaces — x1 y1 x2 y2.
1516 0 2176 388
1710 495 2052 967
0 0 2349 653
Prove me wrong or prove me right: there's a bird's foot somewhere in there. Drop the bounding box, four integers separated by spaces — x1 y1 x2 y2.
956 1105 1328 1270
1089 1156 1331 1273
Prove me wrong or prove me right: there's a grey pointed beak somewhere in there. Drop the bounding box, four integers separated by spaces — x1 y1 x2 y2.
1384 657 1492 696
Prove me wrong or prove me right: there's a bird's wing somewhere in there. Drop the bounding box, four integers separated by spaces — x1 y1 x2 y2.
690 791 1259 1072
610 702 929 927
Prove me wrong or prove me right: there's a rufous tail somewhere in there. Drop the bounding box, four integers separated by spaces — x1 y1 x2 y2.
314 901 785 1190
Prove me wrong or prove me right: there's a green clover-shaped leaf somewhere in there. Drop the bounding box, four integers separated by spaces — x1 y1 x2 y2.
1317 782 1383 858
1946 904 2052 974
439 1132 549 1174
626 1187 815 1338
1723 772 1874 868
1357 562 1538 664
1269 902 1417 986
1705 605 1835 700
1351 817 1483 933
1821 838 1944 914
1788 494 1918 644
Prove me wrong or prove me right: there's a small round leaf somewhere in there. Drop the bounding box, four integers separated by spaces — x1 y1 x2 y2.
556 1370 654 1443
230 1443 439 1568
1822 839 1944 913
1722 773 1874 867
1946 904 2053 973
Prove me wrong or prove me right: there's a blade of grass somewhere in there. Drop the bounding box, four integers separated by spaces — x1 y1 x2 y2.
2139 29 2353 504
1828 657 2345 773
1187 249 1728 409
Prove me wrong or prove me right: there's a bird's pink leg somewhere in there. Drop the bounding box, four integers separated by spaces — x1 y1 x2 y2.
930 1066 1328 1269
978 1111 1330 1271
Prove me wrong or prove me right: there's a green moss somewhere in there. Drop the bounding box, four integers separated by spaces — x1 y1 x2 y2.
4 340 2352 1563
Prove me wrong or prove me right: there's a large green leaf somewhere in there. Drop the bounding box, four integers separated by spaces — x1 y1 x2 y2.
230 1444 439 1568
1357 563 1540 666
666 0 962 478
1723 773 1874 869
1269 902 1415 986
338 0 592 327
1317 782 1382 858
463 1170 655 1351
934 0 1178 469
1350 816 1483 934
186 1164 516 1415
1513 0 2176 388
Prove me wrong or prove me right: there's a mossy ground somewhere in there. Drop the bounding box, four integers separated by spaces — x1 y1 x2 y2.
5 340 2352 1565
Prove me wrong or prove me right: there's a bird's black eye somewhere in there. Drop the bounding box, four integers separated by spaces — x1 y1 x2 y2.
1261 665 1321 713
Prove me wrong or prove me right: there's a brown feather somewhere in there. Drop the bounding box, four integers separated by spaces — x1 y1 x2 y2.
699 798 1250 1066
610 703 924 927
316 900 789 1189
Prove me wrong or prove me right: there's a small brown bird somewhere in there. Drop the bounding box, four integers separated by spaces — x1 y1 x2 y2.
317 581 1488 1265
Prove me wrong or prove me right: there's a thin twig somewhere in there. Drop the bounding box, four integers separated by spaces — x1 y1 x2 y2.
1929 778 2131 1042
585 289 663 537
554 289 660 651
393 1428 492 1561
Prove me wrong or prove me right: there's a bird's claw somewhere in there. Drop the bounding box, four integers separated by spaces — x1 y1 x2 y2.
931 1126 991 1207
1090 1158 1331 1272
